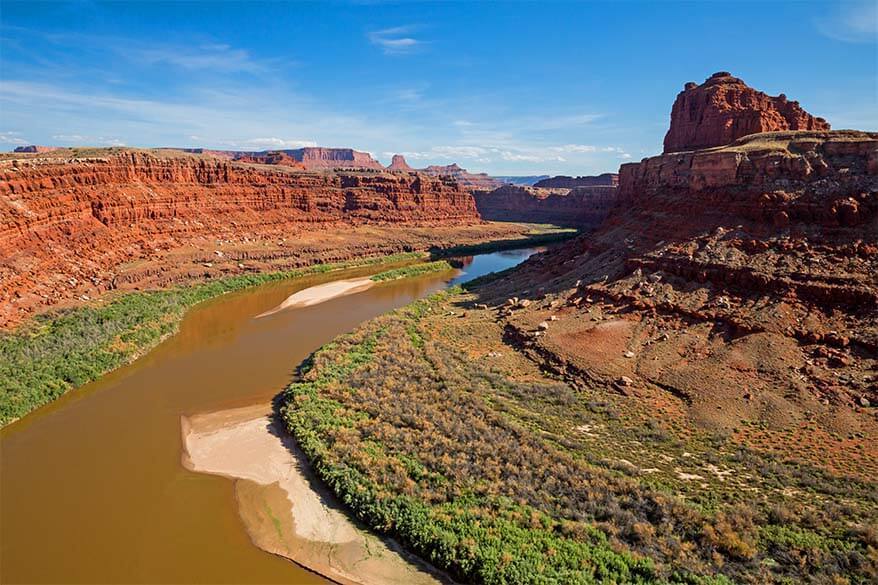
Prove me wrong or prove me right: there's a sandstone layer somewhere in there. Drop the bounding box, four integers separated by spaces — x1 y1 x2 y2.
663 72 830 153
0 148 526 327
473 184 618 227
480 130 878 479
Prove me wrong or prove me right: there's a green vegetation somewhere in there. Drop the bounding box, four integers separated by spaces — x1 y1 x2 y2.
282 289 877 584
370 260 454 282
0 252 430 426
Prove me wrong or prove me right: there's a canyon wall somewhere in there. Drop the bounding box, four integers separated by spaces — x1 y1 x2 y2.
473 184 618 227
0 149 487 326
663 72 830 153
482 128 877 470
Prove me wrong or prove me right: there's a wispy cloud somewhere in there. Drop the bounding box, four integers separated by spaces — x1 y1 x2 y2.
132 43 267 73
0 131 28 145
216 137 318 150
33 29 277 74
815 1 877 43
368 26 424 55
0 79 409 153
391 142 630 166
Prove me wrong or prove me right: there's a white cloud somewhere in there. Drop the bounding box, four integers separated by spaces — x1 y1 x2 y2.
52 134 88 142
218 137 318 150
815 1 877 43
368 26 424 55
0 79 408 154
527 113 604 130
0 131 28 145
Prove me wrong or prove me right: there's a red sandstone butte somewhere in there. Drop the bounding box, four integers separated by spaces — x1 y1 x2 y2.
663 72 830 153
387 154 415 172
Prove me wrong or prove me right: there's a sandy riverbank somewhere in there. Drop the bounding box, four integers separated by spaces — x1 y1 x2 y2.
181 404 447 585
256 278 376 318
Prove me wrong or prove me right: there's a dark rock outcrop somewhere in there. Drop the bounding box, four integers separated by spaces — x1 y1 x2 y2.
473 184 618 227
533 173 618 189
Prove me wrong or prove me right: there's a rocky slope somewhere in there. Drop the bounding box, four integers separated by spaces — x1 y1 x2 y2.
481 129 878 479
0 148 509 327
533 173 619 189
473 184 618 227
664 72 830 153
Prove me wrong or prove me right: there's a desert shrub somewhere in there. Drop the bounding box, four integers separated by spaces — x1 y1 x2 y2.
281 288 878 583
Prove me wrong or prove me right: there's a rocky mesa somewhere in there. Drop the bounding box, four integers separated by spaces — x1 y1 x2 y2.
663 72 830 153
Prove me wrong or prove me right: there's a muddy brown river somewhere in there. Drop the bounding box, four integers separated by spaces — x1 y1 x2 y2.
0 249 538 584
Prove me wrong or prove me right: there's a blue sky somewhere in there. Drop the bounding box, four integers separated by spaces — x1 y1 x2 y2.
1 1 875 175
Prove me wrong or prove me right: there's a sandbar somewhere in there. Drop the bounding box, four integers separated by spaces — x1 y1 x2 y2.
256 278 375 318
181 404 446 585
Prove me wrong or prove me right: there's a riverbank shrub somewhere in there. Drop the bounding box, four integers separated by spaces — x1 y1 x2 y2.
281 290 877 584
370 260 454 282
0 252 429 426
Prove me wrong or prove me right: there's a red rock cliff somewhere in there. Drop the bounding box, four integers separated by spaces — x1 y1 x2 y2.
484 130 877 474
663 72 830 153
0 149 482 325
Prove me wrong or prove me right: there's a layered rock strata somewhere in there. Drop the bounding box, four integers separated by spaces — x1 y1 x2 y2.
0 149 492 326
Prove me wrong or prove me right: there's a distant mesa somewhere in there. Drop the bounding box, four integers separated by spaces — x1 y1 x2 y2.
386 154 414 172
533 173 618 189
663 71 830 153
233 151 306 169
421 163 505 191
178 147 385 170
13 145 62 153
384 155 504 191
